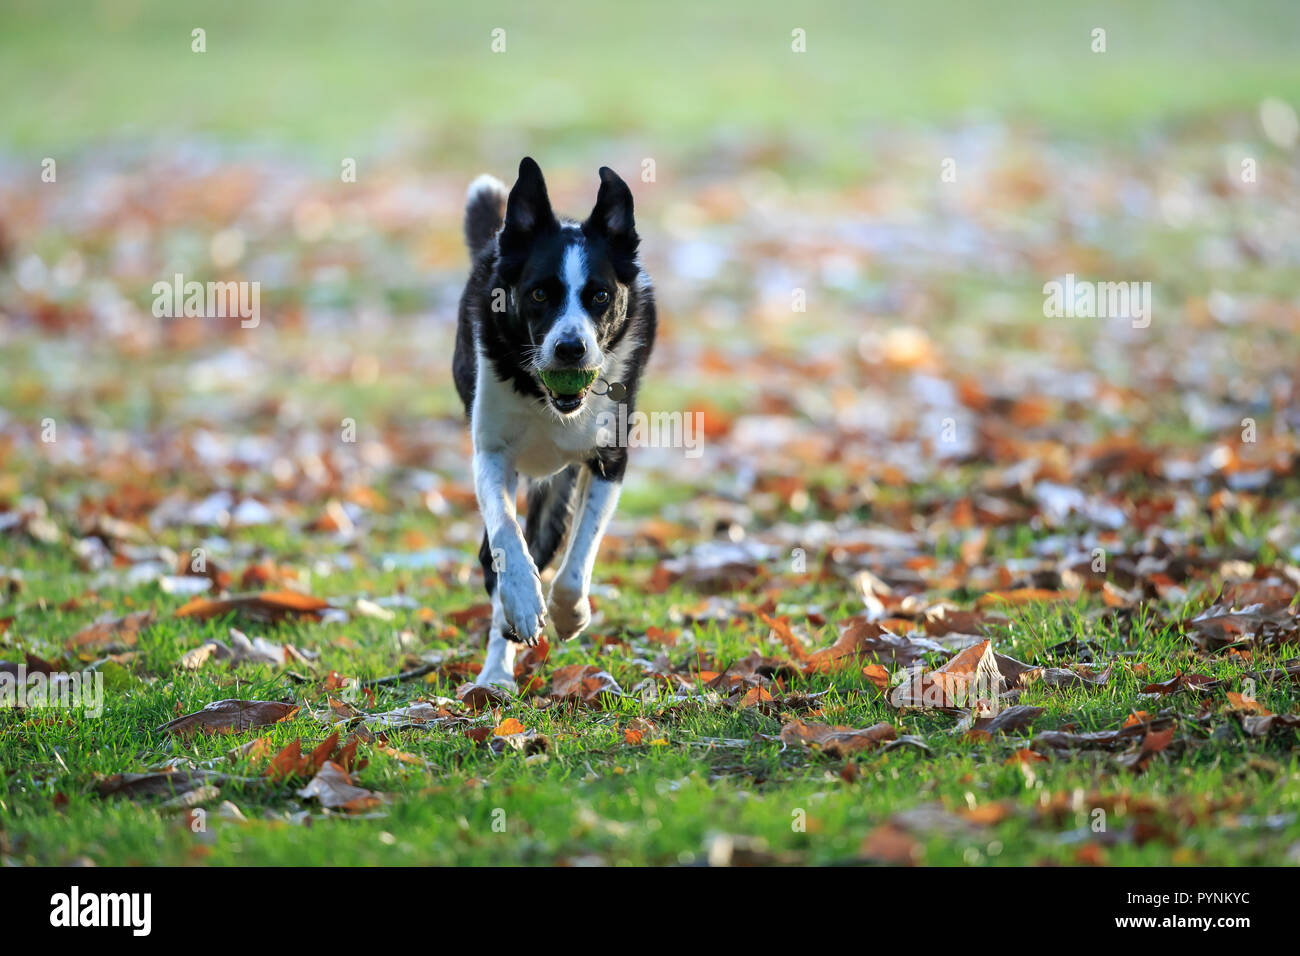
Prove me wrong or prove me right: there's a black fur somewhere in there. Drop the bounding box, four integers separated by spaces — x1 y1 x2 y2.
523 464 580 570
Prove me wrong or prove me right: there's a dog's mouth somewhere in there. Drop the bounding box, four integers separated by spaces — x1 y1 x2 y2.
538 368 599 415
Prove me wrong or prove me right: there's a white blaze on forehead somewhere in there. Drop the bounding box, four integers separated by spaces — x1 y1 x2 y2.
561 239 588 315
538 236 602 371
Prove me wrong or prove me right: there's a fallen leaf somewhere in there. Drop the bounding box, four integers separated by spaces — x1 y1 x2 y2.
295 761 381 811
494 717 526 736
175 590 330 623
859 824 919 864
975 588 1073 609
779 718 897 757
156 699 299 736
67 611 153 652
550 664 623 704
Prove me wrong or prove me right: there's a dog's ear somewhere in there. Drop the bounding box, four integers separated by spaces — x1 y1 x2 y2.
501 157 556 243
583 167 639 279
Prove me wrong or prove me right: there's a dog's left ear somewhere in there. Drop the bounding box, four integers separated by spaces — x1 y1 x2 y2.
498 157 558 282
583 167 639 279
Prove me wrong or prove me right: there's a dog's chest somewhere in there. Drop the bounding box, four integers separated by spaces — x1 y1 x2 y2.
513 403 609 477
474 372 614 478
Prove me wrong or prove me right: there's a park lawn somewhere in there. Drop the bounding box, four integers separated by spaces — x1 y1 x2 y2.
3 0 1300 159
2 473 1300 866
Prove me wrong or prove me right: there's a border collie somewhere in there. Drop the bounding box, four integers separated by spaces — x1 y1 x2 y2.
453 158 656 690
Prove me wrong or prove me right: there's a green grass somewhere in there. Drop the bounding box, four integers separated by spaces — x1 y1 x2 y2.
2 0 1300 161
3 0 1300 870
3 511 1300 866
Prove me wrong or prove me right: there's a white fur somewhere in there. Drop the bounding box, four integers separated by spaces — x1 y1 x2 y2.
466 173 507 202
477 588 519 690
548 468 622 640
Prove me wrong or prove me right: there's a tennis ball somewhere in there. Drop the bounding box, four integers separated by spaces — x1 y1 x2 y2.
540 368 598 395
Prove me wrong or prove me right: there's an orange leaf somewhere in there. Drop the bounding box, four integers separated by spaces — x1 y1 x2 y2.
1005 748 1047 765
975 588 1072 610
264 739 304 780
862 663 890 692
494 717 526 736
739 687 774 708
1226 692 1271 715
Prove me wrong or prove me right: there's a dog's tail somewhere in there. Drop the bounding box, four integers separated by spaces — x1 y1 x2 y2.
464 174 508 257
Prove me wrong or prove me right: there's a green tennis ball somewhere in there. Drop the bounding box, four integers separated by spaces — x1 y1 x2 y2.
540 368 598 395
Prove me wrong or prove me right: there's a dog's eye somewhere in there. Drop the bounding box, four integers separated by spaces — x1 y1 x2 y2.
530 288 547 303
591 289 610 305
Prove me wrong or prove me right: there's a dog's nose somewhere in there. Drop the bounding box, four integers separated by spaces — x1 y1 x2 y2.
554 336 587 364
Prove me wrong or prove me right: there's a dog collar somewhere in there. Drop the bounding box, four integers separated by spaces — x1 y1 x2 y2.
590 378 627 401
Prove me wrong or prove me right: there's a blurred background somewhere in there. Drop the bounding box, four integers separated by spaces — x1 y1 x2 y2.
2 0 1299 580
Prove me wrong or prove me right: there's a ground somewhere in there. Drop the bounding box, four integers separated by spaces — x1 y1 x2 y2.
1 0 1300 866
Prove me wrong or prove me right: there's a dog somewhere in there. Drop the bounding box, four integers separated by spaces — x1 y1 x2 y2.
453 158 656 690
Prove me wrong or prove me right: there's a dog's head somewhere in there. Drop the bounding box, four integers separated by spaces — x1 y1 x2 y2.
495 157 640 416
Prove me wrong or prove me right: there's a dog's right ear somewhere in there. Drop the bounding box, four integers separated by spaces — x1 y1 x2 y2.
500 157 556 248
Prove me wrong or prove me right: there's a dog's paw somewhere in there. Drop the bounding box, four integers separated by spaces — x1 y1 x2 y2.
548 583 591 642
500 567 546 645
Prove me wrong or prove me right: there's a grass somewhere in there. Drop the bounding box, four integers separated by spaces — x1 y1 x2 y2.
2 0 1300 161
3 0 1300 870
3 505 1300 866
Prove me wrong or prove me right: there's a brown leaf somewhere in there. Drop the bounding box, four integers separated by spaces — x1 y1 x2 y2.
264 739 304 780
806 619 939 673
67 611 153 652
645 626 679 647
1225 691 1270 715
779 718 897 757
1141 672 1220 696
1034 715 1176 753
308 731 340 774
549 664 623 704
174 590 330 623
975 588 1073 610
227 735 273 764
737 686 774 709
1019 664 1112 691
295 761 381 811
448 603 493 628
1116 725 1177 773
1005 748 1047 765
456 682 511 712
891 639 1005 709
760 613 809 661
859 824 919 865
157 699 299 736
1241 713 1300 738
513 638 550 692
970 705 1044 735
334 734 362 772
1183 593 1299 653
95 769 224 799
862 663 890 691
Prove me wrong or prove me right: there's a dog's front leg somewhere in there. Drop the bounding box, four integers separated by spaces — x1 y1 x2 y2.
474 448 546 656
549 464 622 641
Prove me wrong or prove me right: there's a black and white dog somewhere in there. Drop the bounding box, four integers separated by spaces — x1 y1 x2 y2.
453 158 656 689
